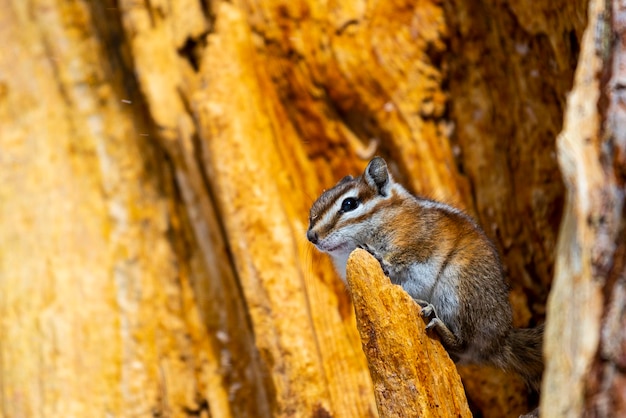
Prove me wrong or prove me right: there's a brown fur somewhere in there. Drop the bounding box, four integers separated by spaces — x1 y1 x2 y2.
307 157 544 391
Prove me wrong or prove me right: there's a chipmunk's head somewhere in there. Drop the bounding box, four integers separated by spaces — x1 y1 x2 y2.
306 157 395 276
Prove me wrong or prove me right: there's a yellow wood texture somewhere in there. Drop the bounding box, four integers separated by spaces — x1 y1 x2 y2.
0 0 232 416
347 249 471 418
542 0 609 415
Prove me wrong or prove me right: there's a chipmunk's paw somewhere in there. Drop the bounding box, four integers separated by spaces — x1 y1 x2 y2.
358 243 391 276
415 299 437 319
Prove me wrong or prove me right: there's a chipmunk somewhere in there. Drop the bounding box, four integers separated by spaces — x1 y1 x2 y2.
306 156 544 390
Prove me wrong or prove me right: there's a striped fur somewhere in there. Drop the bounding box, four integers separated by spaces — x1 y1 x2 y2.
307 157 544 390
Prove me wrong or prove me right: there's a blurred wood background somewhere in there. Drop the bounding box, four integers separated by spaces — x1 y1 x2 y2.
1 0 624 416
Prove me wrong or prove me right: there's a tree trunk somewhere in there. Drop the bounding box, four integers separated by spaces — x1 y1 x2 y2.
3 0 621 417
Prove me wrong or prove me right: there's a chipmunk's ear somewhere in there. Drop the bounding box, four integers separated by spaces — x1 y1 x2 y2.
364 157 391 196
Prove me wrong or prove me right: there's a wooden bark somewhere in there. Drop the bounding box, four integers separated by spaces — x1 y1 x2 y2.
0 1 233 416
346 249 471 417
541 0 626 416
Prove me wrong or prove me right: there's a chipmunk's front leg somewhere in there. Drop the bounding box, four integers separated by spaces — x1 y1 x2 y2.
359 247 464 352
358 243 393 277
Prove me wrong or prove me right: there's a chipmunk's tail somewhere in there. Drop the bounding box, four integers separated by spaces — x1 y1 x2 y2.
496 323 545 391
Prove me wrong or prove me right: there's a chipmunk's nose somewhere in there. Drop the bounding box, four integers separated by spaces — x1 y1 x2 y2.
307 229 319 244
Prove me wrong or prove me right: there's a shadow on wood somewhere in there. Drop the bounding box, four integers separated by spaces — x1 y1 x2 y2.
346 249 471 417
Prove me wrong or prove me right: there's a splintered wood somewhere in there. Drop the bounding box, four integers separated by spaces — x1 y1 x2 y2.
346 249 471 418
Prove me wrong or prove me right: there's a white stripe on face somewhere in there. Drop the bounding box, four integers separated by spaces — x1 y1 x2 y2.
317 182 414 235
316 188 385 235
315 189 356 229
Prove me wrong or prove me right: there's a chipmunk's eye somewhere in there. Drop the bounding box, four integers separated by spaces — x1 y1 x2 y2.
340 197 359 213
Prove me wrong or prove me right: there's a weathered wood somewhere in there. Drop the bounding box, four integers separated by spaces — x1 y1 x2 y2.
192 4 377 416
0 1 232 416
542 0 626 416
346 249 471 418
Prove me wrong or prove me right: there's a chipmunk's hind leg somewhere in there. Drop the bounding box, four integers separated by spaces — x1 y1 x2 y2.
416 299 464 352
